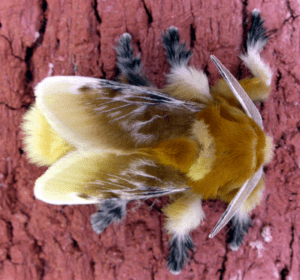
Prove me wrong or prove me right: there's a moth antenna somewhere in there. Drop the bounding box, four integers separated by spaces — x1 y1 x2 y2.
210 55 263 128
209 167 263 238
209 54 266 237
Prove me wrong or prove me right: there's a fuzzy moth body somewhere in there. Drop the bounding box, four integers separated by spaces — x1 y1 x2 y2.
22 10 274 275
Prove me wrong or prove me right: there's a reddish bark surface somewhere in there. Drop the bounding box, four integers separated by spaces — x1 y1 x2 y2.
0 0 299 279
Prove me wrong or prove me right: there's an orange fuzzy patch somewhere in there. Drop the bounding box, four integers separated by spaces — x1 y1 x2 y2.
210 77 271 103
218 177 265 212
188 97 266 199
149 138 199 173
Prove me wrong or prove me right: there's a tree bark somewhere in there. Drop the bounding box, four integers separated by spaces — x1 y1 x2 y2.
0 0 299 279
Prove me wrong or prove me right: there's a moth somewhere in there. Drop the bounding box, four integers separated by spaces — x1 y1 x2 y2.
22 10 273 274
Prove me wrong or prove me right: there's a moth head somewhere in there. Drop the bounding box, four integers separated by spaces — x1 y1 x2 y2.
209 56 273 238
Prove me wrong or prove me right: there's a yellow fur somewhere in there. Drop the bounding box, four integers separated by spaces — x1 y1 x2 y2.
188 96 263 199
211 77 271 103
264 135 274 164
34 151 109 204
187 120 215 181
22 105 74 166
240 50 273 87
241 177 265 212
163 66 212 104
149 138 199 173
163 190 204 235
218 177 265 212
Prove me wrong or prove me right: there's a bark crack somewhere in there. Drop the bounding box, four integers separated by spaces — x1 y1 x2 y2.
190 24 196 48
20 215 47 280
0 102 29 110
141 0 153 27
92 0 102 24
286 0 299 21
0 35 23 61
276 70 282 91
24 0 48 91
241 0 249 51
218 245 228 280
288 221 294 266
280 266 289 280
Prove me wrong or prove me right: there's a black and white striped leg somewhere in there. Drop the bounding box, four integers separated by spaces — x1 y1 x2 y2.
247 9 268 52
240 9 272 87
162 27 192 68
116 33 151 86
90 198 127 234
228 212 251 251
168 234 194 275
163 192 204 274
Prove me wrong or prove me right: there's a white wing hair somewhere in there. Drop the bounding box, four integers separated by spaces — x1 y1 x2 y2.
35 76 202 153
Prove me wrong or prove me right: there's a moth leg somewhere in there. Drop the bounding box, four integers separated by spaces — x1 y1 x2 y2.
239 9 272 101
163 27 192 68
212 10 272 102
91 198 127 234
229 211 252 251
116 33 153 86
162 27 211 103
163 191 205 274
228 177 265 250
168 234 194 275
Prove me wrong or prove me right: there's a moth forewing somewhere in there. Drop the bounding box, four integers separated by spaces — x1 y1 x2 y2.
34 76 120 153
34 76 202 154
34 150 109 205
34 146 189 205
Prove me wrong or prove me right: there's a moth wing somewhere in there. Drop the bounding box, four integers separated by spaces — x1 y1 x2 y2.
22 104 74 166
35 76 201 152
34 150 188 205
